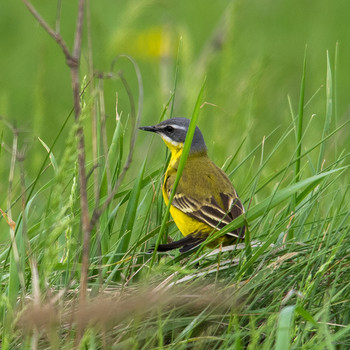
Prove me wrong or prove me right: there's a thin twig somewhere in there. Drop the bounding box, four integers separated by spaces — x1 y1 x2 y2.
55 0 62 34
22 0 71 63
23 0 90 319
73 0 85 60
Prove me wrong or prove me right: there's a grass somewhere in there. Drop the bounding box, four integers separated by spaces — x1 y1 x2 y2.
1 1 350 349
1 55 349 348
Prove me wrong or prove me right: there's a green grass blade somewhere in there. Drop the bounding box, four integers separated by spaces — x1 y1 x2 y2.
0 130 3 157
290 48 307 240
275 305 295 350
97 120 124 260
254 119 350 197
207 167 347 245
317 51 333 172
295 48 307 184
295 306 318 327
117 158 146 255
150 78 206 268
38 136 59 175
27 107 73 203
334 42 339 155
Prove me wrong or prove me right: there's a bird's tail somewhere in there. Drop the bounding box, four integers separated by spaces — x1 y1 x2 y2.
149 234 205 253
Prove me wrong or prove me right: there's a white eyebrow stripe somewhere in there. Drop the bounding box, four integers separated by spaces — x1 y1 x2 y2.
165 124 187 131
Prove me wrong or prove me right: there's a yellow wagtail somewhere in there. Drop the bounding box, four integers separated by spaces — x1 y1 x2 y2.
139 117 245 252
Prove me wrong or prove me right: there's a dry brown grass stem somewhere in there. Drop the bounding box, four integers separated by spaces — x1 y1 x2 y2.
22 0 91 343
17 283 241 345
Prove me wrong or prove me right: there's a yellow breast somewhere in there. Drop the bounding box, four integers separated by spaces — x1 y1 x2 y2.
161 145 213 238
162 182 211 237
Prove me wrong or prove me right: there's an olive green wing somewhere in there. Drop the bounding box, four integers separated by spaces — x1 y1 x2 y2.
164 170 245 239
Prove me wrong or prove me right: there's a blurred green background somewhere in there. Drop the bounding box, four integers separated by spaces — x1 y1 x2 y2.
1 0 349 233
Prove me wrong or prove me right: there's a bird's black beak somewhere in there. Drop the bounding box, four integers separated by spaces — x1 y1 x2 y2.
139 125 157 133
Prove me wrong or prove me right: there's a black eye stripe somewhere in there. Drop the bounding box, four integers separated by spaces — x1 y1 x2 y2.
164 125 174 132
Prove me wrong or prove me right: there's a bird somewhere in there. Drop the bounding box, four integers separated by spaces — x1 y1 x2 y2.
139 117 245 253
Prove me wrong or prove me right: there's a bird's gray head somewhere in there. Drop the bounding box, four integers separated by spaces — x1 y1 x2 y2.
139 117 207 153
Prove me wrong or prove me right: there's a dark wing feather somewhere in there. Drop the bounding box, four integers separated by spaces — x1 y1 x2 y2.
171 191 245 239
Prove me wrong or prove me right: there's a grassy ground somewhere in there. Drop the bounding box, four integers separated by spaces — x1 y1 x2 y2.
1 0 350 349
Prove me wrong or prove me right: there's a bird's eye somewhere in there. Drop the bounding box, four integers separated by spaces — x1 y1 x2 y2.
165 126 174 133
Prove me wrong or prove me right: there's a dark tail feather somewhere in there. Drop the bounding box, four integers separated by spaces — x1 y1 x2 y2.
149 235 205 253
